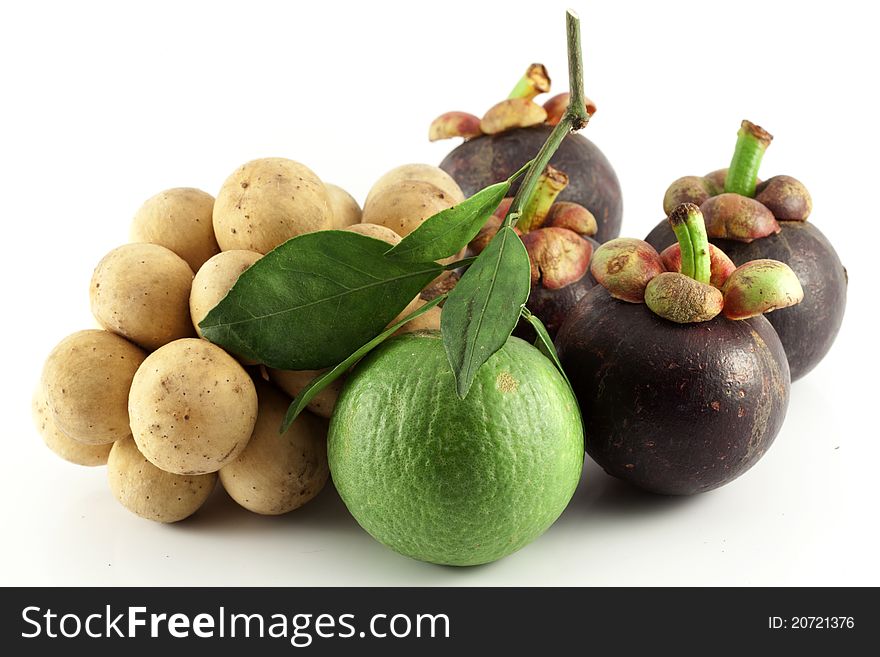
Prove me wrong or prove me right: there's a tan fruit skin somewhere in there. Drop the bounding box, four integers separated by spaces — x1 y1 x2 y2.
394 298 442 336
41 330 146 444
90 243 196 351
324 183 362 229
269 369 341 419
31 387 113 466
343 223 401 245
130 187 220 272
361 180 457 238
128 339 257 475
213 157 332 254
220 383 328 515
364 164 465 208
108 437 216 523
190 250 262 339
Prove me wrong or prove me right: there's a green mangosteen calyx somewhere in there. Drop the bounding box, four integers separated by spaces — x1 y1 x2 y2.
592 202 804 324
659 242 735 288
644 120 844 380
663 175 721 215
590 237 664 303
481 97 548 135
701 193 780 241
522 227 592 289
755 175 812 221
645 272 723 324
661 120 813 243
468 165 596 290
428 63 596 142
644 203 721 322
518 166 595 290
543 200 598 235
721 260 804 320
428 111 482 142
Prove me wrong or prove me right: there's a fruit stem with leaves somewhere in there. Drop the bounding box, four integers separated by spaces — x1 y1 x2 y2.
200 9 592 421
509 10 591 233
440 8 593 399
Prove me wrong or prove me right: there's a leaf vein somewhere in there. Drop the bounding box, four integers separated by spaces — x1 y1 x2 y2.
460 228 509 385
212 267 439 328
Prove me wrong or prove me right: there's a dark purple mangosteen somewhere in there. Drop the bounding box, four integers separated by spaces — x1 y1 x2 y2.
556 203 803 495
644 121 846 381
442 126 622 243
557 286 789 494
429 65 622 243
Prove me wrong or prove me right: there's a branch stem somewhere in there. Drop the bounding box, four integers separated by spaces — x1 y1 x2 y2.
506 10 590 231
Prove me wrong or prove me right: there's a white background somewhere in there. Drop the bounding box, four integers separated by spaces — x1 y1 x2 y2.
1 0 877 586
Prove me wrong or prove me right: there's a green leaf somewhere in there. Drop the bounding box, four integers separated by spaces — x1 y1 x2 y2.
280 294 446 433
200 231 443 370
522 307 573 389
441 226 531 399
384 159 532 265
385 181 510 263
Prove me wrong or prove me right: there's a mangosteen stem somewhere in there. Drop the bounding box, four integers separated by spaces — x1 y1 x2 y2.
518 166 569 232
725 120 773 197
669 203 711 284
504 10 591 232
508 63 551 101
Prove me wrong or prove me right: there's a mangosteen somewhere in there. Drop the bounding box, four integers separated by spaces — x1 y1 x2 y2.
557 287 789 494
644 120 846 381
468 165 599 340
429 64 622 243
556 203 804 495
522 252 598 340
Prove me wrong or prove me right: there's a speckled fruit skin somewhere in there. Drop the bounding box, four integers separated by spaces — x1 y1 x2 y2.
440 125 622 243
645 220 846 381
128 339 257 475
556 287 790 495
31 386 113 466
328 331 583 566
108 437 217 523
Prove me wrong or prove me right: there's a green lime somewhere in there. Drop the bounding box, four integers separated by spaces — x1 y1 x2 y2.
328 330 583 566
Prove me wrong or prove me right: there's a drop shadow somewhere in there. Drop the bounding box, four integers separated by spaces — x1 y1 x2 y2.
176 478 363 538
560 459 701 525
291 485 503 568
173 478 496 582
282 483 513 581
789 375 838 426
563 373 840 523
164 458 707 582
